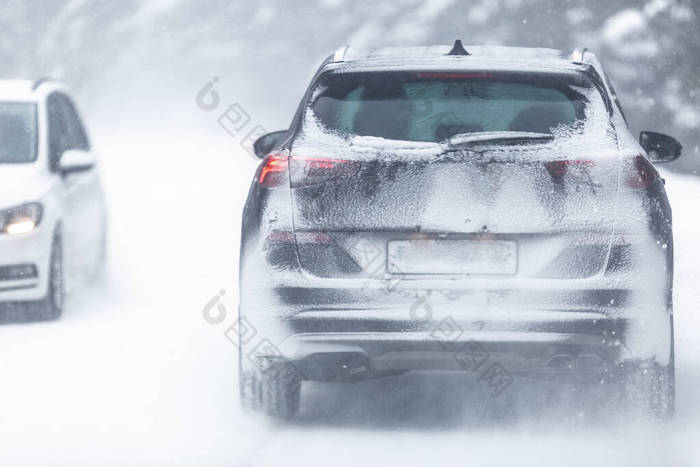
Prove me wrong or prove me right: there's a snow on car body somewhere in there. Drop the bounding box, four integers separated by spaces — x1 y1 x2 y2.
239 44 680 419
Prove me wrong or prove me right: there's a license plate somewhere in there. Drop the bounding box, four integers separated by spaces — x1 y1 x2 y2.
387 239 518 275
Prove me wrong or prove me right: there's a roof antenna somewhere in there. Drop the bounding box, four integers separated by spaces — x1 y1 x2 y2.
446 39 470 56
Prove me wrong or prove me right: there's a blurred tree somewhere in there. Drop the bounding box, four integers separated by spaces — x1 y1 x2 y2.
0 0 697 172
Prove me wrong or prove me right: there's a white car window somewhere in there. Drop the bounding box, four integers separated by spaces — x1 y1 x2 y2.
0 102 37 163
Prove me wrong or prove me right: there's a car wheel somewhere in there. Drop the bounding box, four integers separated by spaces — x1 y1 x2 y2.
618 359 674 421
36 234 64 320
239 370 263 414
240 360 301 420
261 361 302 420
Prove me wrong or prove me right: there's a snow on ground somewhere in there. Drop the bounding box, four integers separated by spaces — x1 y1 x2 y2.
0 99 698 466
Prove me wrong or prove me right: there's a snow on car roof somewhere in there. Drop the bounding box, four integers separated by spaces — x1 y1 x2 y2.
0 79 64 101
331 44 594 73
343 45 569 61
0 80 37 101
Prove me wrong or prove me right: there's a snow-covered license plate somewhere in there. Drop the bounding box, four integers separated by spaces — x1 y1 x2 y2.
387 239 518 275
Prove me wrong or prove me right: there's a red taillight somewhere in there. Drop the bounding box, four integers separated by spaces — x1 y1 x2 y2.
295 231 333 244
625 155 657 190
265 230 295 243
415 72 493 79
545 160 594 179
266 230 332 244
259 154 289 187
259 154 359 188
290 156 359 187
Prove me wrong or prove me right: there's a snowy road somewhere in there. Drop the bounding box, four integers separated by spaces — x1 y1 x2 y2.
0 102 698 466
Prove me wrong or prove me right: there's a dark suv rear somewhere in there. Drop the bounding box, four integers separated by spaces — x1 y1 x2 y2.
238 43 682 420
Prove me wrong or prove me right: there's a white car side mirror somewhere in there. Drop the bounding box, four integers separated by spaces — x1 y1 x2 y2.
59 149 95 174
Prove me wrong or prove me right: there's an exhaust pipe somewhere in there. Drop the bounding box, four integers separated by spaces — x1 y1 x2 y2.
545 354 574 369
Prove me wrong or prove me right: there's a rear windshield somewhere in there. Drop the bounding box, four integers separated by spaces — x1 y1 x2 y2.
0 102 37 163
309 71 603 143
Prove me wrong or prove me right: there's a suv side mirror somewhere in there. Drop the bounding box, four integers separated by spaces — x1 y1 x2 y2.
253 130 286 159
639 131 682 162
58 149 95 174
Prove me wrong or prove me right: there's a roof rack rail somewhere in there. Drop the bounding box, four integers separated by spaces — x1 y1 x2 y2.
333 45 350 62
31 77 54 90
571 47 588 65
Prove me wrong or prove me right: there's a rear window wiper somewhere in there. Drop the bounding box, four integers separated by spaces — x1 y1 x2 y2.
447 131 554 147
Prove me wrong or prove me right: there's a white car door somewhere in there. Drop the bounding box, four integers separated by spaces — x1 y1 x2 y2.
47 93 105 283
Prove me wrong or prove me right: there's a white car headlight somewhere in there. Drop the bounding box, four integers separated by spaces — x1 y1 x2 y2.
0 203 43 234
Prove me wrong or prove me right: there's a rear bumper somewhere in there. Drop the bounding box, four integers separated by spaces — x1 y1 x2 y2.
281 329 621 382
239 307 673 383
240 247 672 381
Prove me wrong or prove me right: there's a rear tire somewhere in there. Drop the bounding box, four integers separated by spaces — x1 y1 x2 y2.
239 370 263 413
617 359 674 421
240 361 302 420
34 234 64 321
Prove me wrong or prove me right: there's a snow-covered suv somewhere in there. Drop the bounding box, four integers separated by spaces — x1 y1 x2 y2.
239 43 682 420
0 79 107 320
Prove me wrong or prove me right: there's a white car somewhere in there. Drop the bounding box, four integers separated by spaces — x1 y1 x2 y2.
0 79 107 320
